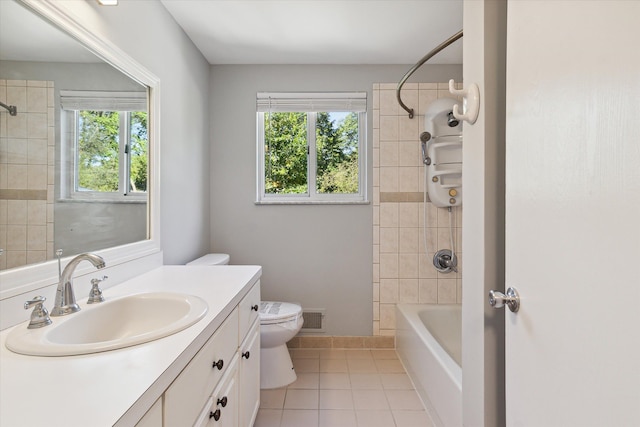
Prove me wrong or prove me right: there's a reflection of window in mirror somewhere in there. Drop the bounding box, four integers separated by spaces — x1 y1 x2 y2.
60 91 147 201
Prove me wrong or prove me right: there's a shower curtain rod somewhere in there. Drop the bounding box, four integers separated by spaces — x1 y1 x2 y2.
0 101 17 116
396 30 463 119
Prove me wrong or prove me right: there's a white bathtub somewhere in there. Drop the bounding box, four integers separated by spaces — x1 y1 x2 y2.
396 304 462 427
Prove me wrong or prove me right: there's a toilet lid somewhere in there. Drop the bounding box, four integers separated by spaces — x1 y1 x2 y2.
259 301 302 324
186 253 230 266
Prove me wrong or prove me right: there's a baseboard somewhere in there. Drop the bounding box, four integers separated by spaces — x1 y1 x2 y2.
287 335 395 349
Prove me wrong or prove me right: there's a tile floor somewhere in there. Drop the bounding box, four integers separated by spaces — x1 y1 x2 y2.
254 348 435 427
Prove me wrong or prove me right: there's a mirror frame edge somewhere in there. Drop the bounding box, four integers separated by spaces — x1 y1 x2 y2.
0 0 161 300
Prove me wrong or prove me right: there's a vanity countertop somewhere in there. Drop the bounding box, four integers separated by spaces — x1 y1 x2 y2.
0 265 262 427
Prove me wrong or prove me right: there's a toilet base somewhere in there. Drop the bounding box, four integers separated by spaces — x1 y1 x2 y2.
260 344 297 389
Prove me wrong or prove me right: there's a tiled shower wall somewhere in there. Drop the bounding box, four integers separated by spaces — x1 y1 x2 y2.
0 79 55 270
372 82 462 336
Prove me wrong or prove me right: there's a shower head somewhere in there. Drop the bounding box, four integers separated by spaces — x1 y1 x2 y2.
447 111 459 127
0 101 17 116
420 131 431 143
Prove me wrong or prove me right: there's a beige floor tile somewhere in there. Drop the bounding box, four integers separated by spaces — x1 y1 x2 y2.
280 409 319 427
374 358 405 373
380 373 414 390
350 373 383 390
320 373 351 390
355 410 396 427
288 373 319 389
261 347 428 427
347 358 378 373
260 389 286 409
293 358 320 373
352 389 390 410
319 410 358 427
289 349 320 359
345 350 374 360
320 389 354 410
371 349 399 360
253 409 282 427
283 389 319 410
320 358 348 373
320 349 347 359
385 390 424 410
392 409 435 427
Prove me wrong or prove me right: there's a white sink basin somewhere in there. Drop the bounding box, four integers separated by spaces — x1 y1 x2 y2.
5 292 208 356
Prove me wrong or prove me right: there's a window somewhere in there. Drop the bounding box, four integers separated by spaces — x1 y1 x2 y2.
256 92 367 204
60 91 148 201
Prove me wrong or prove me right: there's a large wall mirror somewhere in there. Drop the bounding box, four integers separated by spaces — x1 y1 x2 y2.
0 0 160 298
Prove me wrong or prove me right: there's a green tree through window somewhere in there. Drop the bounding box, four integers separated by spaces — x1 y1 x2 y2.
264 111 359 195
77 110 148 194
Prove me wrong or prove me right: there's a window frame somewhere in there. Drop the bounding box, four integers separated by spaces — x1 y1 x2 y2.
60 90 148 203
256 92 368 204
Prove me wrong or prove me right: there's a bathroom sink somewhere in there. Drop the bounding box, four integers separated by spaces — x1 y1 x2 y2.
5 292 208 356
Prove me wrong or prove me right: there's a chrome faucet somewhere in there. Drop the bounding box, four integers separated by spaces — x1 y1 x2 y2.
51 253 106 317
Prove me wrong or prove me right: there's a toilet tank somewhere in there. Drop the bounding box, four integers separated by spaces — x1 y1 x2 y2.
186 253 230 266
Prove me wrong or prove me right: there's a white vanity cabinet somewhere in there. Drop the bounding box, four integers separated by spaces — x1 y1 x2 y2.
164 309 239 426
194 355 240 427
239 320 260 427
238 280 261 427
135 398 162 427
164 281 261 427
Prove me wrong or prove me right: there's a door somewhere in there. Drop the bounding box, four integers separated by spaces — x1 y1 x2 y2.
504 1 640 425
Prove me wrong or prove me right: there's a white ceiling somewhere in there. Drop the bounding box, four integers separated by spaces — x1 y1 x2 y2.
0 1 100 62
160 0 463 65
0 1 463 65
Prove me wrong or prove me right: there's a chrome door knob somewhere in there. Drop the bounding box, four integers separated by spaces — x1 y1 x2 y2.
489 287 520 313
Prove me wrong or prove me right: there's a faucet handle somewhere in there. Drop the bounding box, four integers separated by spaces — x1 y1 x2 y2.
87 276 108 304
24 296 52 329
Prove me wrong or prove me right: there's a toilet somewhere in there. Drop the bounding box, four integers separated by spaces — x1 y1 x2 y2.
186 254 304 389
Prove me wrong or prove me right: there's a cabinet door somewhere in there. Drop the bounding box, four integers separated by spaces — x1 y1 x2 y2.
239 320 260 427
194 355 239 427
165 309 239 427
238 282 260 340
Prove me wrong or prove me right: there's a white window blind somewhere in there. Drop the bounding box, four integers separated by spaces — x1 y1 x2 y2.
257 92 367 113
60 90 147 111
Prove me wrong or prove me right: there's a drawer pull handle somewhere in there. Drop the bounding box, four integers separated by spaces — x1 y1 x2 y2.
212 359 224 370
251 304 259 311
242 351 250 359
209 409 221 421
217 396 228 407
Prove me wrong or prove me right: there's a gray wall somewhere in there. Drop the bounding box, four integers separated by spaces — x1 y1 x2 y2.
41 0 212 265
209 64 462 336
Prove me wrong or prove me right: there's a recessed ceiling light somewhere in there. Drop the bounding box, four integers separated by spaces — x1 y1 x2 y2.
97 0 118 5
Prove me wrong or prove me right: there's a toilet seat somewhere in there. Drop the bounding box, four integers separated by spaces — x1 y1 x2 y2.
259 301 302 325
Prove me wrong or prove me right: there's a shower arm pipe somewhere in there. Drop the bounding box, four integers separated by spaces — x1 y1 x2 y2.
396 30 463 119
0 101 17 116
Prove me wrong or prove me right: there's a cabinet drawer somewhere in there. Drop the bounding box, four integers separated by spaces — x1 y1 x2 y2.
194 354 239 427
164 308 239 427
238 282 260 340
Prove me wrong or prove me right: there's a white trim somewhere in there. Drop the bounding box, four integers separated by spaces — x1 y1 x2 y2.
1 0 161 300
